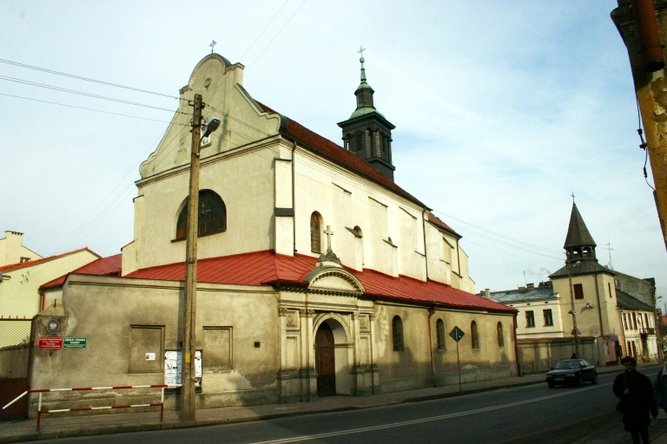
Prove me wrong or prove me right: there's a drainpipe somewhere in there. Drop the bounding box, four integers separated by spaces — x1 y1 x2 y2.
513 314 521 376
422 209 429 280
428 304 436 386
291 140 297 253
593 272 604 366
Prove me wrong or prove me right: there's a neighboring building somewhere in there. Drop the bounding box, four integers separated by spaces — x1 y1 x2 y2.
611 0 667 251
488 202 658 373
0 247 100 346
24 53 518 415
0 231 41 267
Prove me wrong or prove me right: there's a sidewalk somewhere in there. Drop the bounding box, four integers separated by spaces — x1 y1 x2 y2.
1 365 665 443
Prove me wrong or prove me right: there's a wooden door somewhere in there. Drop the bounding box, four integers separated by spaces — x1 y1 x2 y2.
316 324 336 396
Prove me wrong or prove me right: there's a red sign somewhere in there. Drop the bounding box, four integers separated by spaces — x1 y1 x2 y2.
39 337 63 350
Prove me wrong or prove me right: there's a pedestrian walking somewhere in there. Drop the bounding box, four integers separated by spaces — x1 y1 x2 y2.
654 360 667 415
613 356 658 444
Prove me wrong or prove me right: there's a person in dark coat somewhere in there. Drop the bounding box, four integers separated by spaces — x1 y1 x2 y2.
613 356 658 444
654 360 667 414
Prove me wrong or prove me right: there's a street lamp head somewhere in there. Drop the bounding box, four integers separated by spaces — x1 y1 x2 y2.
203 118 221 138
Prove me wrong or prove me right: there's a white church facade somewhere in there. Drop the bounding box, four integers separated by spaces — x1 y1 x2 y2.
27 53 517 413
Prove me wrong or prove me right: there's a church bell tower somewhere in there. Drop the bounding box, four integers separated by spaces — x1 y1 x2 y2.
338 48 396 180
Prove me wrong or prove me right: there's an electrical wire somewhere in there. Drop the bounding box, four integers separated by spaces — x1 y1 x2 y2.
0 75 186 114
240 0 291 62
247 0 308 68
0 92 185 125
0 57 181 100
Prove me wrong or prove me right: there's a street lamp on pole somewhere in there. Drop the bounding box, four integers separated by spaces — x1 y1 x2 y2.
180 93 220 422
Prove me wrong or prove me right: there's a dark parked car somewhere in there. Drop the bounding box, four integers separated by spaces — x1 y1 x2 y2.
546 359 598 388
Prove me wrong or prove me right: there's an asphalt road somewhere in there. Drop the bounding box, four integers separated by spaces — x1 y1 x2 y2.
25 370 667 444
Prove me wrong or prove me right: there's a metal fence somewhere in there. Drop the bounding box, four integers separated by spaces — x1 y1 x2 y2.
0 317 32 419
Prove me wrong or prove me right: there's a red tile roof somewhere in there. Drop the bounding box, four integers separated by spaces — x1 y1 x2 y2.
427 213 459 238
40 254 122 290
123 250 514 314
0 248 100 273
43 250 511 313
256 101 439 216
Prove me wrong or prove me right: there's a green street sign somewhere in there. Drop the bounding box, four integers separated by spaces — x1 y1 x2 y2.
63 337 87 348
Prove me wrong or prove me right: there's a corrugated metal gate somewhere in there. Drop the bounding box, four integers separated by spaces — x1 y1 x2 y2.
0 318 32 420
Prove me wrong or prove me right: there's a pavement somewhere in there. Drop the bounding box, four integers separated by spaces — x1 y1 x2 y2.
1 364 667 443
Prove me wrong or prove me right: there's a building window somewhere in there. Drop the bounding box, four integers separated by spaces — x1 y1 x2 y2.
392 316 404 352
526 310 535 328
471 321 479 349
543 309 553 326
436 319 446 351
175 189 226 240
497 322 504 347
573 283 584 300
310 212 323 254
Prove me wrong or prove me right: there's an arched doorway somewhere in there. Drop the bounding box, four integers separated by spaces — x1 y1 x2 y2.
316 323 336 396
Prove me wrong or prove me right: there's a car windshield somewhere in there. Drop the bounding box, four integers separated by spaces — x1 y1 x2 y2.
554 360 579 369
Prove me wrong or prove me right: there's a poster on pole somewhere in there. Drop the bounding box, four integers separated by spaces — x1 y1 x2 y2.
164 350 202 387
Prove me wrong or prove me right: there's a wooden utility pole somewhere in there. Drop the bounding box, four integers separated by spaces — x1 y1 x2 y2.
181 93 203 422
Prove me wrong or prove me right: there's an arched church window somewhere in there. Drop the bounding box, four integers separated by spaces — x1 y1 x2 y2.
175 189 226 240
310 212 323 254
392 315 404 352
436 318 446 351
471 321 479 349
497 322 504 347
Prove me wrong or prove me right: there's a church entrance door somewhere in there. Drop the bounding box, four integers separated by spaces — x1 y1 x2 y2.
316 323 336 396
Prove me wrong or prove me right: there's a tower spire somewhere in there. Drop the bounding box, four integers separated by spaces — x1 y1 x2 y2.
338 48 396 180
563 201 597 264
358 46 367 83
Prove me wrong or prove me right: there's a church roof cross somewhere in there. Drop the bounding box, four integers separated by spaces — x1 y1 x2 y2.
324 225 334 252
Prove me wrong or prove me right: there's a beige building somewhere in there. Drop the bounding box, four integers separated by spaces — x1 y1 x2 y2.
0 231 41 267
21 53 518 415
0 246 99 346
488 202 657 373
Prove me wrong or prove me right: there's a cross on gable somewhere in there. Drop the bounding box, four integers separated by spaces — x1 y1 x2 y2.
324 225 334 251
210 40 217 53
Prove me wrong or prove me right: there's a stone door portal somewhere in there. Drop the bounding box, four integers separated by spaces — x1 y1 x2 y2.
316 323 336 396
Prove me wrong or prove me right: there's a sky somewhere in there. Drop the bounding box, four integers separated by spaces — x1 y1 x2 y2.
2 1 666 303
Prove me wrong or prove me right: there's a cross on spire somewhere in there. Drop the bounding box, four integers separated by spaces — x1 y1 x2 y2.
571 192 576 204
357 45 366 59
324 225 334 252
210 40 217 53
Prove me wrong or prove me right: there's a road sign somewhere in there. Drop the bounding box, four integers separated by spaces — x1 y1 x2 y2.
449 326 465 342
38 336 63 350
63 337 87 348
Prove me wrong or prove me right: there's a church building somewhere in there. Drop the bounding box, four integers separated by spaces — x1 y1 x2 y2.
489 201 658 373
26 53 517 413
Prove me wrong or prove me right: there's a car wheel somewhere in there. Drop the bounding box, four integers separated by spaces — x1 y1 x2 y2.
591 374 598 385
548 381 555 388
576 375 583 386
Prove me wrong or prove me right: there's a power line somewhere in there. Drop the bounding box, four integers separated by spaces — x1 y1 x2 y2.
247 0 308 68
240 0 291 62
0 75 185 114
0 93 184 125
0 57 181 100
